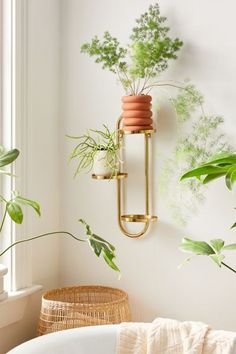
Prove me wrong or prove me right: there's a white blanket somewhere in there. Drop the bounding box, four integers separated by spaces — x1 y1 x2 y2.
117 318 236 354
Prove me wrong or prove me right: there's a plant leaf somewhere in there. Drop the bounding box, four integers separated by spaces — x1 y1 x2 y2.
180 165 229 181
205 152 236 165
13 194 41 216
89 239 102 257
0 149 20 168
203 172 226 184
179 238 215 255
178 256 195 269
6 201 23 224
79 218 93 235
225 165 236 190
92 233 115 252
102 252 120 273
210 239 225 253
209 254 225 267
79 219 120 273
223 243 236 251
231 222 236 229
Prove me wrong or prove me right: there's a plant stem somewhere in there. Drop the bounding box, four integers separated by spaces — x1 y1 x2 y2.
0 231 86 258
0 207 7 233
144 81 206 117
222 261 236 274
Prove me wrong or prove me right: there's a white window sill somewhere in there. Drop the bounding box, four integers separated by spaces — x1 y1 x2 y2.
0 285 42 329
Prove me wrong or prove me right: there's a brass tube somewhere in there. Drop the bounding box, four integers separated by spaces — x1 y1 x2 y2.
116 116 150 238
145 133 150 215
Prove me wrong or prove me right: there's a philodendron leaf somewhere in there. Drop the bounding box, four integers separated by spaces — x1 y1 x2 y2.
89 239 102 257
6 201 23 224
180 165 230 181
103 252 120 273
225 165 236 190
79 219 120 273
92 233 115 252
0 148 19 168
206 152 236 165
210 239 225 253
209 254 225 267
79 218 93 235
203 173 226 184
13 193 41 217
180 238 215 255
223 243 236 251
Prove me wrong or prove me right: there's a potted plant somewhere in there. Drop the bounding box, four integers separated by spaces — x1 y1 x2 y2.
0 147 120 301
179 152 236 274
68 125 120 177
81 3 183 131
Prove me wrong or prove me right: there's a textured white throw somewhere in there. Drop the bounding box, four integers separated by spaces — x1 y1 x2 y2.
117 318 236 354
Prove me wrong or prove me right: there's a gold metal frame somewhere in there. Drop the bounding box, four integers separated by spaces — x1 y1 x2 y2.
116 117 157 238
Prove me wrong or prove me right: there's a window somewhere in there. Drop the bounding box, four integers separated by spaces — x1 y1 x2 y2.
0 0 32 292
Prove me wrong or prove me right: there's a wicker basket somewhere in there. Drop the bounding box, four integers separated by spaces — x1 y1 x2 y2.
37 285 131 336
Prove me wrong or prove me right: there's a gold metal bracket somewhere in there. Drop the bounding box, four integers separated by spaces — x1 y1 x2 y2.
91 116 157 238
116 117 157 238
92 173 128 180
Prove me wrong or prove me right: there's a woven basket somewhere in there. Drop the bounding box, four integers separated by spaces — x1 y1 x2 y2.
37 285 131 336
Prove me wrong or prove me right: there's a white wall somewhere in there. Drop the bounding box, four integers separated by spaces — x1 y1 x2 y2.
59 0 236 331
1 1 236 352
0 0 61 352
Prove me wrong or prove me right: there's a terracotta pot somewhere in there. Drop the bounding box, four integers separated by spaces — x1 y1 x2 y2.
124 118 153 126
122 95 153 131
124 125 153 132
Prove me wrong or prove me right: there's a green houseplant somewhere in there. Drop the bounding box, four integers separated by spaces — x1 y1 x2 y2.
0 147 120 300
68 125 120 177
81 3 183 131
179 152 236 274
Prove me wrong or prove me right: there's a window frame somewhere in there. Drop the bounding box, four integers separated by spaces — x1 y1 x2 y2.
0 0 33 292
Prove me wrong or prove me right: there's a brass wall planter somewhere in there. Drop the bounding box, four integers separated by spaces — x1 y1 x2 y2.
91 117 157 238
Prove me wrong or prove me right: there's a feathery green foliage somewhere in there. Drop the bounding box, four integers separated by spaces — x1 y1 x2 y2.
81 3 183 95
172 85 204 122
159 85 232 225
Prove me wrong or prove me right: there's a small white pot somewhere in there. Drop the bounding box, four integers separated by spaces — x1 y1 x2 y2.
0 264 8 301
93 150 114 176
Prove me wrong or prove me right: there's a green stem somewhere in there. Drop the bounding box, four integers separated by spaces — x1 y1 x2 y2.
222 262 236 274
144 81 206 117
0 207 7 233
0 231 86 258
